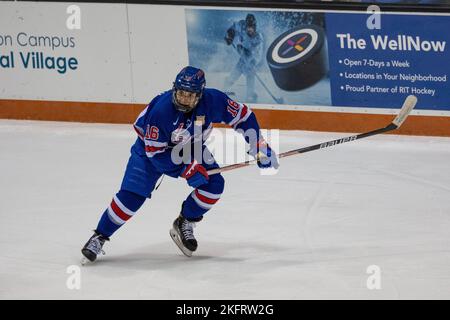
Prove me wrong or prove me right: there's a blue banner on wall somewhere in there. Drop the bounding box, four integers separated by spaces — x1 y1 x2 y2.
326 13 450 110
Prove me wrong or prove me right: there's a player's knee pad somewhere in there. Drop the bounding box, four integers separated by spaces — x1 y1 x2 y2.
188 175 224 212
207 173 225 195
97 189 147 237
181 174 224 219
116 189 146 211
107 190 146 225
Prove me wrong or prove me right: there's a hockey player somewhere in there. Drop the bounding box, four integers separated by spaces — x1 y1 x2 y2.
81 66 279 262
224 14 264 103
81 66 278 261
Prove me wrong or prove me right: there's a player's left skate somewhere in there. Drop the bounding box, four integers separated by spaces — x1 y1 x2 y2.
170 215 202 257
81 231 109 265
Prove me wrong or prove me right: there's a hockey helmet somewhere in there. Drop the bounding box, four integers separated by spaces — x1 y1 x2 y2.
172 66 206 113
246 14 256 28
245 14 256 37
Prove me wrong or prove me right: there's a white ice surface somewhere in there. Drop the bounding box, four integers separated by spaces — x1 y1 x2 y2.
1 120 450 300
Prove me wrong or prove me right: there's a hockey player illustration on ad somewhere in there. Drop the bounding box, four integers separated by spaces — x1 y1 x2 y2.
185 9 330 106
81 66 279 263
224 14 264 103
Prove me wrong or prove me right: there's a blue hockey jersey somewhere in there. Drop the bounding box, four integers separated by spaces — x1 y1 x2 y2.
133 88 261 177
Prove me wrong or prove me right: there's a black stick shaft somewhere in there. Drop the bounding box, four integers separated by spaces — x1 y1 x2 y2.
207 123 397 175
206 95 416 175
280 123 397 158
253 72 282 104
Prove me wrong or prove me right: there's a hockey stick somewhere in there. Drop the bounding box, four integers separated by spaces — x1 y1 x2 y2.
229 42 284 104
207 95 417 175
253 68 285 104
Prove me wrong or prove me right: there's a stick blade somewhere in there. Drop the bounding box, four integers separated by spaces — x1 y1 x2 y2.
392 95 417 128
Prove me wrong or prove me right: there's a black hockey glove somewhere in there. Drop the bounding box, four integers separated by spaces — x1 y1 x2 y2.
225 28 235 45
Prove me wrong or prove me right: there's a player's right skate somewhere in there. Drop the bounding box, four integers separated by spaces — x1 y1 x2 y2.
81 231 109 265
170 215 201 257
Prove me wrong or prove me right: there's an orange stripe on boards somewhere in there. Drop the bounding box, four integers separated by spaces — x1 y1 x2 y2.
1 99 450 137
0 99 143 124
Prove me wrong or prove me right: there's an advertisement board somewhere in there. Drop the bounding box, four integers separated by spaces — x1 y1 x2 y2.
185 8 450 113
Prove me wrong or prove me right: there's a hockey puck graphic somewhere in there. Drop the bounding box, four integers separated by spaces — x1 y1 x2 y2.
267 25 328 91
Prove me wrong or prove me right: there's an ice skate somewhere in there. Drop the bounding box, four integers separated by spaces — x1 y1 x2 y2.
81 231 109 265
170 215 201 257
